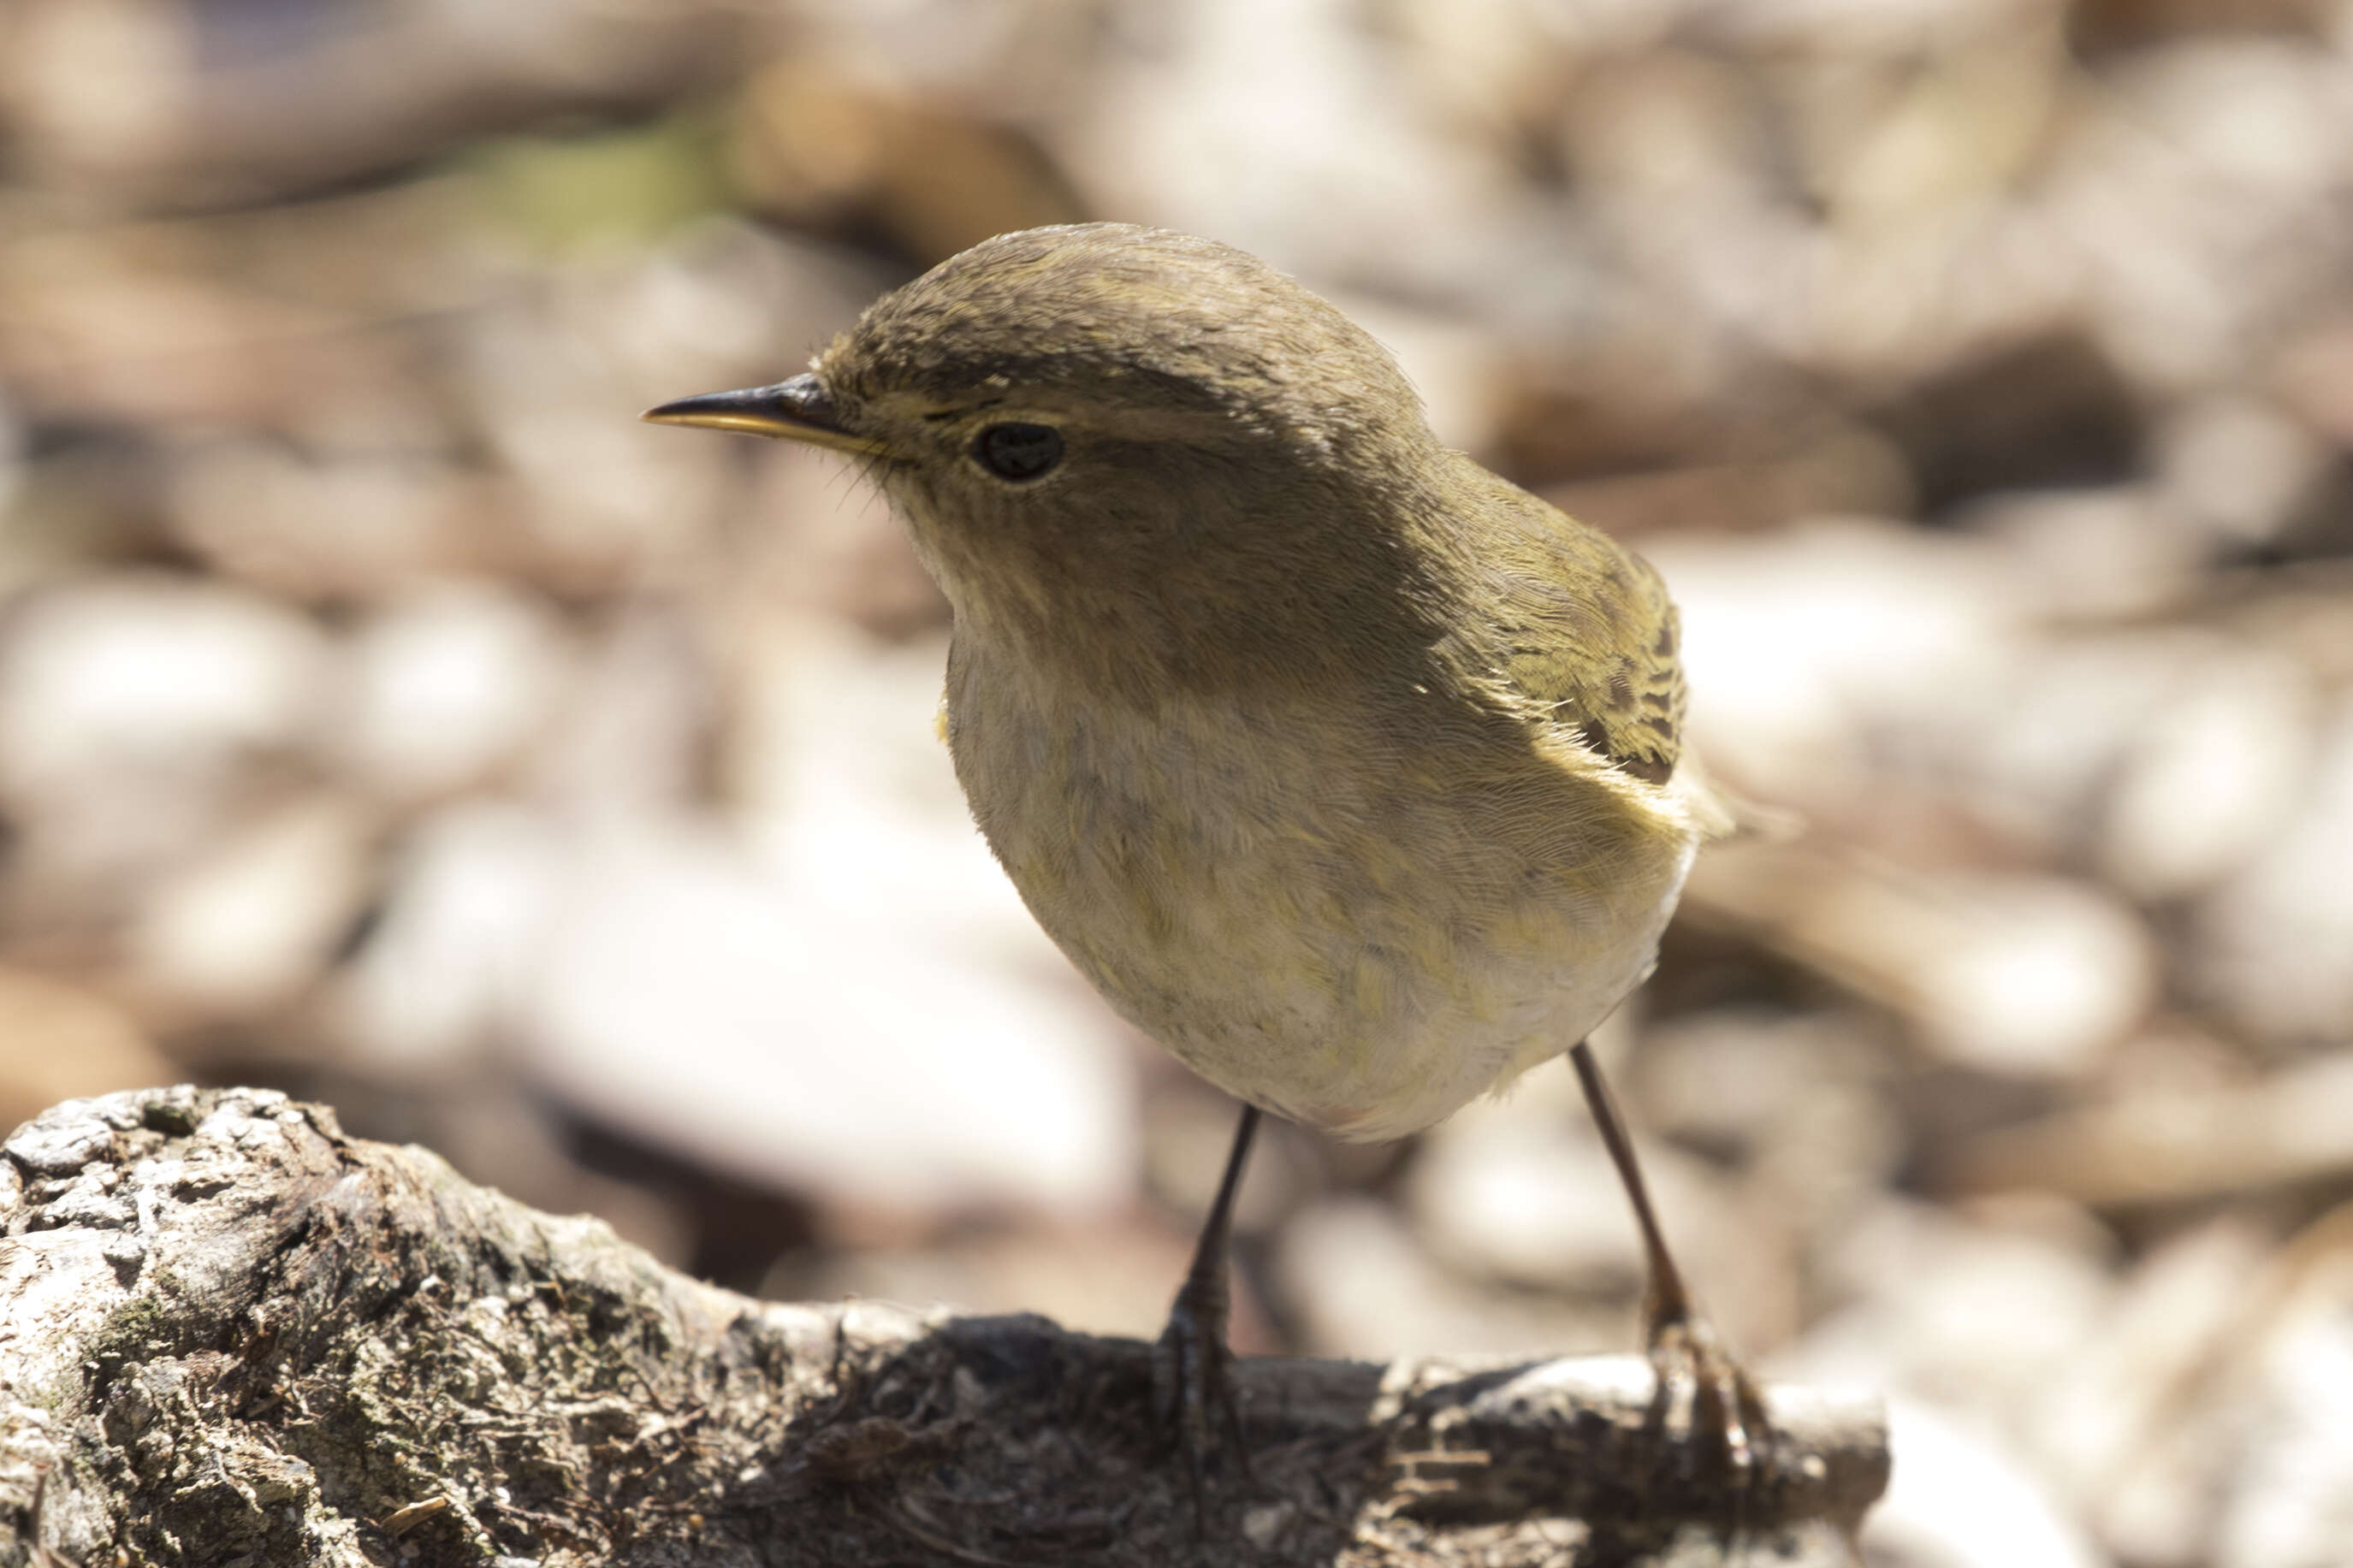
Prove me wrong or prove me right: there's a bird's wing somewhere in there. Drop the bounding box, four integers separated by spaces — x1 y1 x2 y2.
1456 470 1686 788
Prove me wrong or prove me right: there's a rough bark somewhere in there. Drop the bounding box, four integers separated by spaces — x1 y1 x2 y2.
0 1087 1888 1567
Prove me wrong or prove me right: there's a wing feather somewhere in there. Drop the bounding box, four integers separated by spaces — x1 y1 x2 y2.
1449 466 1686 787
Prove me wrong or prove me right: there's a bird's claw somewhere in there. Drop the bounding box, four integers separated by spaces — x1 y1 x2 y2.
1153 1268 1252 1525
1645 1307 1775 1494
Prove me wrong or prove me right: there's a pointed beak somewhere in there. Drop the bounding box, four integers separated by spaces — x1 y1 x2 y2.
641 373 887 457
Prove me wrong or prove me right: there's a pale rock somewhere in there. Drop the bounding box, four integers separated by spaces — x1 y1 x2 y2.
1858 1399 2106 1568
1376 0 1640 142
460 284 736 583
1926 624 2314 888
1409 1086 1667 1293
331 803 564 1073
0 574 326 808
1407 1098 1645 1296
1560 50 1781 205
2037 1217 2275 1564
166 441 490 598
530 606 714 814
516 813 1136 1219
2052 38 2353 396
2196 694 2353 1043
2154 394 2336 547
0 0 193 182
2215 1295 2353 1568
2113 38 2353 200
2094 643 2317 902
124 792 375 1019
1901 873 2155 1078
0 576 332 926
605 217 884 399
1276 1197 1621 1363
1644 519 2025 814
1769 13 2080 384
1636 1009 1903 1234
1933 632 2187 860
1403 1062 1797 1349
1963 488 2206 621
330 582 571 802
1793 1195 2114 1423
1810 25 2063 225
1050 0 1519 289
1556 50 1815 384
726 626 1021 971
1692 848 2156 1079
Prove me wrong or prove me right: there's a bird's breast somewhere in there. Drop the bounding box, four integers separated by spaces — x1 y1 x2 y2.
944 642 1697 1141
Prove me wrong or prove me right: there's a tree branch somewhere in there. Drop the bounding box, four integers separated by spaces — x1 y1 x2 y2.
0 1087 1888 1566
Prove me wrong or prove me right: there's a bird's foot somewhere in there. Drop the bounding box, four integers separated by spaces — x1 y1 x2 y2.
1644 1306 1776 1498
1153 1265 1252 1526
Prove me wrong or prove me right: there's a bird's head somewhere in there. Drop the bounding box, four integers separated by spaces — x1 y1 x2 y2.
647 224 1448 686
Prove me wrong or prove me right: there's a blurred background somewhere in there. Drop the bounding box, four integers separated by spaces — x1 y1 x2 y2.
3 0 2352 1562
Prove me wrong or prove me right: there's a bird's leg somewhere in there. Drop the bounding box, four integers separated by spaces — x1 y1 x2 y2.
1568 1039 1773 1486
1154 1104 1260 1510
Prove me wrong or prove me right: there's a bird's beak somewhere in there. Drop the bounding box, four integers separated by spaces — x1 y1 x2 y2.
640 373 888 458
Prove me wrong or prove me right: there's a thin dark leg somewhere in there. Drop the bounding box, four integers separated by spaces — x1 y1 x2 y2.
1188 1104 1261 1304
1568 1039 1769 1482
1155 1104 1261 1514
1568 1040 1692 1332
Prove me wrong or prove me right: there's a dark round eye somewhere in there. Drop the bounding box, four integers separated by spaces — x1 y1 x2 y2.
972 423 1063 482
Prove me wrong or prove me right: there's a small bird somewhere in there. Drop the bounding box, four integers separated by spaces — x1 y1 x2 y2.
648 222 1763 1492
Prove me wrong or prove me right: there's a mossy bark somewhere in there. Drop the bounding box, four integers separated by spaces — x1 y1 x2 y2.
0 1087 1887 1567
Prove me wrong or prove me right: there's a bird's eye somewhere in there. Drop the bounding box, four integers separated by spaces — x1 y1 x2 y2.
972 423 1063 482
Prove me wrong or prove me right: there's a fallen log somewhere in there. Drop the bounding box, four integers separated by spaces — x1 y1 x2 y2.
0 1086 1887 1566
